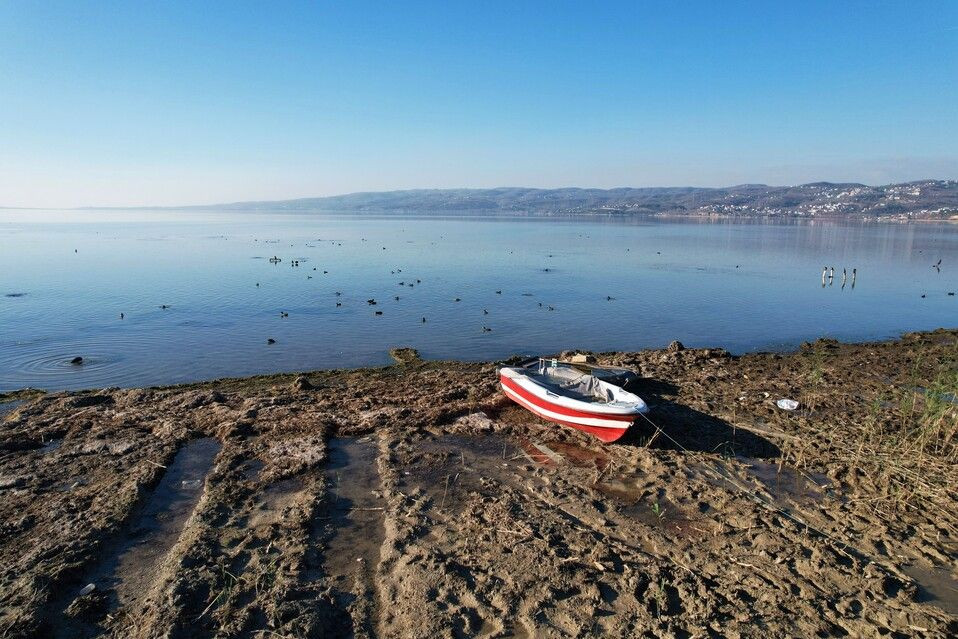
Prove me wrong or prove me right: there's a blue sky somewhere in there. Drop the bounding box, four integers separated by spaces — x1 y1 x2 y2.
1 1 956 207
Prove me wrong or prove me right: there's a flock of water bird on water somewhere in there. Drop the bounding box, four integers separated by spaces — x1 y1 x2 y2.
43 238 953 367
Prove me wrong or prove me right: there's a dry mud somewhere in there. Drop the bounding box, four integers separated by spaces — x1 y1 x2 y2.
0 330 956 638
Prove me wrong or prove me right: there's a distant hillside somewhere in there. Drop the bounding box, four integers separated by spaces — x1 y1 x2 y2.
203 180 958 220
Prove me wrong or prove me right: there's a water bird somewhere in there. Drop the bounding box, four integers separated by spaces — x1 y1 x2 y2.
543 268 551 272
482 326 492 332
934 259 942 273
548 306 555 311
324 270 328 274
483 309 489 314
416 279 421 283
160 305 170 309
119 313 124 319
336 302 342 307
607 296 615 301
280 311 289 317
495 290 501 294
394 296 400 300
367 299 377 305
70 356 83 365
375 310 383 315
422 317 426 323
267 338 276 344
335 291 341 296
921 294 926 298
454 298 461 302
948 292 955 296
256 283 260 287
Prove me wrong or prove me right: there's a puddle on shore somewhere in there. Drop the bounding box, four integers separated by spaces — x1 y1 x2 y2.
513 437 710 538
914 386 958 406
0 400 25 419
241 458 265 481
594 480 708 538
517 439 610 471
405 434 519 512
40 438 63 453
106 438 221 604
249 477 302 530
903 561 958 616
739 458 830 504
310 436 385 636
77 439 221 609
321 437 385 578
49 438 221 638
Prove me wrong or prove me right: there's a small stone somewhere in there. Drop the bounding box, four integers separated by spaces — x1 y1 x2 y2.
388 347 420 364
292 375 313 391
0 475 25 490
107 440 134 455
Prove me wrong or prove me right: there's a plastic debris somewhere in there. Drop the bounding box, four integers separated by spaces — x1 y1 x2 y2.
776 398 799 411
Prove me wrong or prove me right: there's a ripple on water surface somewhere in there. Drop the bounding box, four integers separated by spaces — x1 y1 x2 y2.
0 333 171 391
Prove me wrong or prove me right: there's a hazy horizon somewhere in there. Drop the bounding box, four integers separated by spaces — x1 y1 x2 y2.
4 176 958 212
2 1 956 208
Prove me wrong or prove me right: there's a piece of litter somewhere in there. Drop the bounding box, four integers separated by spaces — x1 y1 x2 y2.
776 398 799 411
181 479 202 490
79 583 95 596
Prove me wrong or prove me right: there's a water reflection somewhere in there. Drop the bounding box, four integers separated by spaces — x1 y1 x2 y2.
1 211 956 391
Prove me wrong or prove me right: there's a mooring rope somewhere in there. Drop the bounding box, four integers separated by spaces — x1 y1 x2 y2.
633 410 877 566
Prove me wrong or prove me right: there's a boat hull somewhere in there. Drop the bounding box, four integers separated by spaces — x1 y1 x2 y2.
499 372 637 443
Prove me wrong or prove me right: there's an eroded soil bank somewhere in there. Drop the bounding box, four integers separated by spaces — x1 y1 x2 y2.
0 330 956 638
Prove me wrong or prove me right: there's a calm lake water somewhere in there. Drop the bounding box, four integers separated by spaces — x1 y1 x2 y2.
1 209 956 392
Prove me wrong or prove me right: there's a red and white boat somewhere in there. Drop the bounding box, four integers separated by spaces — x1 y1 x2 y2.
499 359 648 443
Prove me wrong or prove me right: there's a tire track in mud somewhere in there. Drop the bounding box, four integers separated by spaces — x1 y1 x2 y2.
45 437 222 639
150 425 327 639
300 435 386 638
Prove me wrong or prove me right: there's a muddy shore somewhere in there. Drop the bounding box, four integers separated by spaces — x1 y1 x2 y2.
0 330 956 638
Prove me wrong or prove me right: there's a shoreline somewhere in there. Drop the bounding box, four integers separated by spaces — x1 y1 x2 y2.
2 327 955 401
1 329 956 636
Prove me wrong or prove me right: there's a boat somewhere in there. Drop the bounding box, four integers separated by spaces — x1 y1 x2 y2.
498 358 649 443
